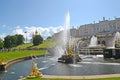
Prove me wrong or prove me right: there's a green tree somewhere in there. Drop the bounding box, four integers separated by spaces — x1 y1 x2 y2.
15 34 24 45
11 35 18 47
4 35 12 48
4 35 17 48
33 35 43 46
47 36 52 40
0 38 4 49
4 34 24 48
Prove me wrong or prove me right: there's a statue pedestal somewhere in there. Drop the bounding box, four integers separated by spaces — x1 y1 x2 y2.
58 54 81 64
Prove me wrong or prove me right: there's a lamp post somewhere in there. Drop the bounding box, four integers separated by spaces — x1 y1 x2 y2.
25 31 27 43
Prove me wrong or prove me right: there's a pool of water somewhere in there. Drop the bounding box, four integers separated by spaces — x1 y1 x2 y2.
0 55 120 80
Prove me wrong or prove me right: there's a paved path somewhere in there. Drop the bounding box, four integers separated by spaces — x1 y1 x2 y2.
19 74 120 80
43 74 120 79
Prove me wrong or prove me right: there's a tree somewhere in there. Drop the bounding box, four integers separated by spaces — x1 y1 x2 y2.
33 35 43 46
15 34 24 45
4 35 12 48
0 38 4 49
4 35 17 48
47 36 52 40
11 35 18 47
4 34 24 48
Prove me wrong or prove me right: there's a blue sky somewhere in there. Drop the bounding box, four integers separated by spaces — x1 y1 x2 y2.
0 0 120 40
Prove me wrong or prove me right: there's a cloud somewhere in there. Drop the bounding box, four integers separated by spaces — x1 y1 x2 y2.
13 26 24 35
2 25 7 28
37 26 64 39
12 25 64 42
0 33 6 40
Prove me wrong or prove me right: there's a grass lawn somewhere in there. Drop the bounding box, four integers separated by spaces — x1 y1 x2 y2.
0 40 56 62
15 43 33 49
15 40 57 49
32 40 57 48
0 50 47 62
24 77 120 80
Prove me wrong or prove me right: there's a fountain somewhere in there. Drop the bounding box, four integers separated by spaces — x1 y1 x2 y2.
57 11 81 64
58 45 81 63
106 32 120 49
89 35 98 47
114 32 120 48
104 32 120 59
27 61 42 78
1 12 120 80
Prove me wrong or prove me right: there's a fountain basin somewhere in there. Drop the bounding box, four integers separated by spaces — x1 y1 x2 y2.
1 55 120 80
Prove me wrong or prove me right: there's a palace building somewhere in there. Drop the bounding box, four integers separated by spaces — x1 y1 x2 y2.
53 17 120 48
74 17 120 38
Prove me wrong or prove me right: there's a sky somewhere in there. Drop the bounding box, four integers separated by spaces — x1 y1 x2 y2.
0 0 120 40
